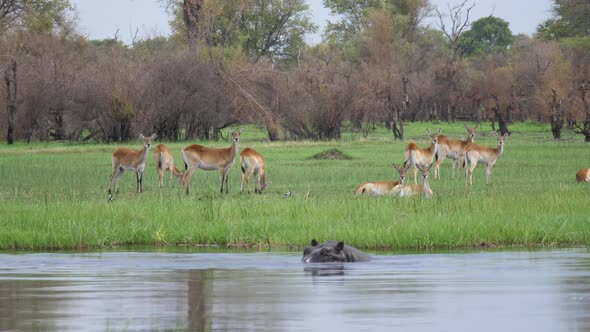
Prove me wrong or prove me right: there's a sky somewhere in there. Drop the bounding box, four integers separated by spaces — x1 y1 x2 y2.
71 0 554 45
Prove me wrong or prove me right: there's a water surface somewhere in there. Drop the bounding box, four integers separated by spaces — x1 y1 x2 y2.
1 248 589 331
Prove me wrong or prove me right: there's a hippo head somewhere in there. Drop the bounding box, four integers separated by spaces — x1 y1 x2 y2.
302 240 347 263
303 239 320 257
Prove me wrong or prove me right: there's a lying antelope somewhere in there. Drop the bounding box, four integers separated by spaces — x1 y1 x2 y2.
390 163 433 198
153 143 182 188
240 147 268 194
576 169 590 183
404 128 440 184
181 128 243 194
108 133 156 193
434 124 478 179
354 163 408 196
464 132 509 185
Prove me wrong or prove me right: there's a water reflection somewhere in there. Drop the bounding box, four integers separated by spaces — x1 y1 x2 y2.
0 249 588 331
558 252 590 331
304 264 345 277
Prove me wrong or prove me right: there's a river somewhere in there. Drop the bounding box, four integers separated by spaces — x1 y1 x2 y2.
1 247 589 331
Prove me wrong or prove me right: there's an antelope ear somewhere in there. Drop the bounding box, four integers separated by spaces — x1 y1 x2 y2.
336 242 344 252
504 132 510 139
426 128 431 135
474 124 479 131
437 128 442 135
494 132 500 139
239 128 244 133
151 133 157 139
139 134 145 139
464 123 468 130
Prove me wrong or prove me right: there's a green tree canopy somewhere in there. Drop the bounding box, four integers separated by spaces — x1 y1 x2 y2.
323 0 430 45
536 0 590 40
458 16 513 56
167 0 316 64
0 0 74 35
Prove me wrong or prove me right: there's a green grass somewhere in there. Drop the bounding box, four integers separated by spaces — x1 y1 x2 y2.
0 122 589 251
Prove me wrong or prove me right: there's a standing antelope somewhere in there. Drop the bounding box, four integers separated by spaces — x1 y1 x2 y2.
153 143 182 188
404 128 440 184
576 169 590 182
464 132 509 185
354 163 408 196
434 124 478 179
181 128 243 194
390 163 433 198
107 133 157 194
240 147 268 194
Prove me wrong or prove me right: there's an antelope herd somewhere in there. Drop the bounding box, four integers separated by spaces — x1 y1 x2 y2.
355 124 507 199
107 128 266 195
106 125 588 196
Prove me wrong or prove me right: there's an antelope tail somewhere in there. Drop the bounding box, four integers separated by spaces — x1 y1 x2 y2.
260 171 266 187
171 166 182 177
354 183 367 195
239 156 245 174
157 152 163 170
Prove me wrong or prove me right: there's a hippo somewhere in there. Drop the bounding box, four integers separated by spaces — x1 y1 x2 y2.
301 239 371 263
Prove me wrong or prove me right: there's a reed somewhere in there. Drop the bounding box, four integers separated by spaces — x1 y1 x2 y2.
0 122 588 250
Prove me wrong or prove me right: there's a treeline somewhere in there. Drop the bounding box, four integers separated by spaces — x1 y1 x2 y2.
1 0 590 143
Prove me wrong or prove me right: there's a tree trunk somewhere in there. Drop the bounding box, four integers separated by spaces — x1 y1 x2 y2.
572 82 590 142
52 108 65 141
183 0 204 51
491 95 510 135
391 76 409 141
4 58 16 144
264 115 280 141
550 88 563 139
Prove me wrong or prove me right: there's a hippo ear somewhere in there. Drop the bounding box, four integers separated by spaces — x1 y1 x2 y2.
336 242 344 252
311 239 318 246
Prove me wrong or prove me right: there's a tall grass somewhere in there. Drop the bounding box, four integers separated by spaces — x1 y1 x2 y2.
0 122 589 250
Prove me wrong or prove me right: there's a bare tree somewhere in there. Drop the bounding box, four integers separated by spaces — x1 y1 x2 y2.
434 0 476 121
2 57 16 144
490 94 510 135
572 81 590 142
550 88 564 139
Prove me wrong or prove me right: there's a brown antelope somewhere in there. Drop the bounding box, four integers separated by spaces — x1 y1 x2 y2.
390 163 433 198
434 124 478 180
181 128 243 194
153 143 182 188
464 132 509 185
240 147 268 194
354 163 409 196
576 169 590 183
404 128 440 184
107 133 157 194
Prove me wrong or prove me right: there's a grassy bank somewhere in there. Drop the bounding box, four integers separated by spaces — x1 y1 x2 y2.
0 122 589 251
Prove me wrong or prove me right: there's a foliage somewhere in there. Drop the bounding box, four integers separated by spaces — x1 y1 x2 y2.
458 16 514 56
2 0 590 145
0 0 74 35
166 0 316 64
537 0 590 40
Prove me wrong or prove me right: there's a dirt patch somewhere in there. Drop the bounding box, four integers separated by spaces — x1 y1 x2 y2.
308 148 352 160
